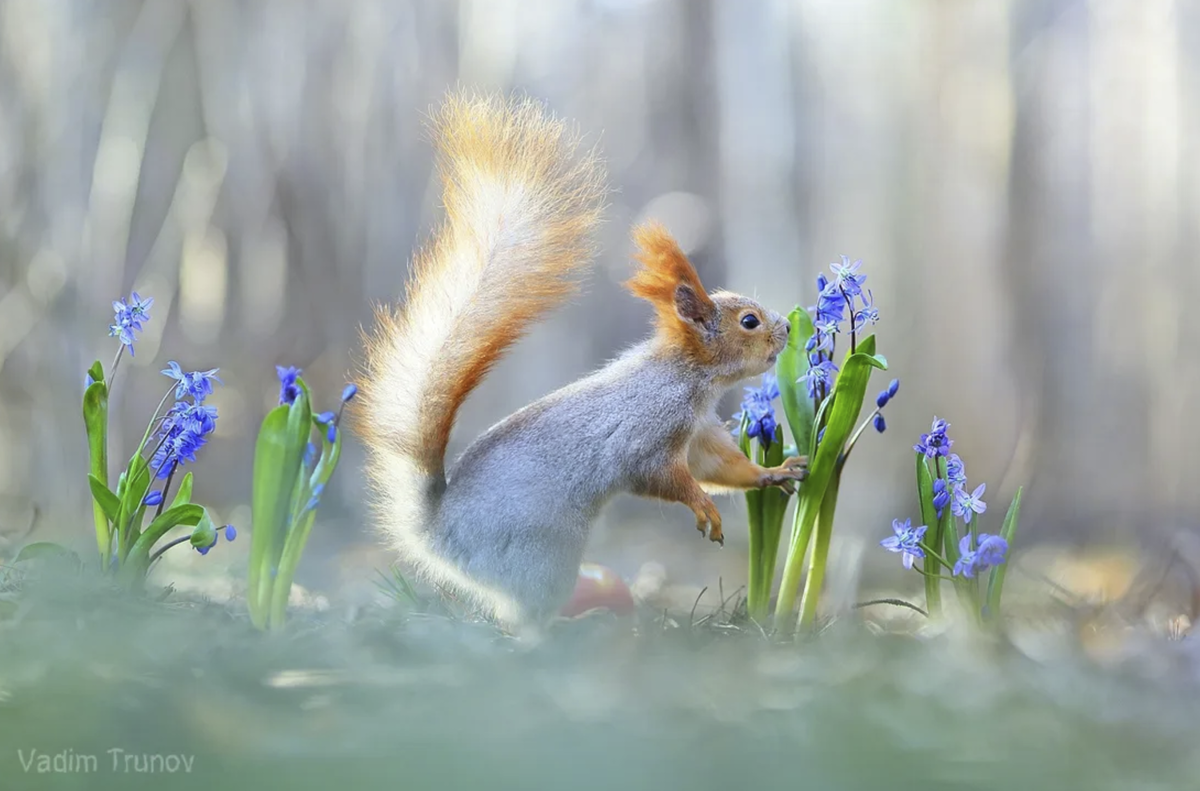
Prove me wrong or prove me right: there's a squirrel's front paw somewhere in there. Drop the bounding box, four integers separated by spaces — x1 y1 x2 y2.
689 496 724 546
759 456 809 494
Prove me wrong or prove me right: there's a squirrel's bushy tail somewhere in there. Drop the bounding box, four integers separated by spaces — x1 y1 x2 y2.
357 90 607 588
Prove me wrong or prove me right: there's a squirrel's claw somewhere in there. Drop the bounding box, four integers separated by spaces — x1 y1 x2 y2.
691 497 724 546
759 457 808 492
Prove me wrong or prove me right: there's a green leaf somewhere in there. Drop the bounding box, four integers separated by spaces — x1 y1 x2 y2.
269 397 346 630
87 474 121 524
116 452 153 562
171 471 194 509
87 360 105 386
188 510 218 550
776 334 886 632
777 306 816 453
249 387 311 629
119 504 207 585
755 424 790 619
83 376 110 565
985 486 1023 619
14 542 81 567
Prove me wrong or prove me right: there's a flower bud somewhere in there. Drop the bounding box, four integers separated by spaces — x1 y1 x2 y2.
873 413 886 433
142 490 164 507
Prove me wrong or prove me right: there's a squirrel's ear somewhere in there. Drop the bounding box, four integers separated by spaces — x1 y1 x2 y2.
674 283 716 333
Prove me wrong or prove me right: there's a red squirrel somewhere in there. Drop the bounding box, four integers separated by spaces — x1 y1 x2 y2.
355 91 806 628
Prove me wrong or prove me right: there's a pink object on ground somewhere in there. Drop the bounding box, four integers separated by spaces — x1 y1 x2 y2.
560 562 635 617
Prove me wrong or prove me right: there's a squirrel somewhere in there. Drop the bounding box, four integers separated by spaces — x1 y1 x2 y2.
355 91 807 629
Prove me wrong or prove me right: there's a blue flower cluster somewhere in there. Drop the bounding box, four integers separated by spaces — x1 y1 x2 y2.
914 419 988 524
882 417 1005 576
734 373 780 447
109 292 153 356
801 256 879 401
150 362 221 480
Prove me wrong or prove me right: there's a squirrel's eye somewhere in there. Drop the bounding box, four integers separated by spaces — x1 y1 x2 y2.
740 314 761 330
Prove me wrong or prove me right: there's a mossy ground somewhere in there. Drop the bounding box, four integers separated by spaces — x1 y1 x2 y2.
1 560 1198 791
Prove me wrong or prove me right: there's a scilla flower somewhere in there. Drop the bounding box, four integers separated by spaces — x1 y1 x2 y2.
951 482 987 524
109 292 153 355
161 362 221 402
953 533 1007 578
802 359 838 399
914 417 953 458
880 518 927 570
277 366 302 405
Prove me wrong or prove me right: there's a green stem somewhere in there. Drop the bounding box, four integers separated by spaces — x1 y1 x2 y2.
841 407 881 464
147 534 191 566
773 496 817 630
797 472 841 632
917 542 956 572
267 510 317 630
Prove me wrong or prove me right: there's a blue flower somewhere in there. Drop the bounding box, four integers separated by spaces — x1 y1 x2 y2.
327 424 337 444
946 453 967 487
853 290 879 328
951 482 987 524
932 478 951 517
315 411 336 425
976 533 1008 567
341 384 358 403
277 366 302 405
304 441 317 468
880 518 927 570
142 490 164 507
734 373 780 446
109 292 153 355
953 533 1007 578
914 416 954 458
801 359 839 399
873 413 886 433
812 292 847 333
829 255 866 298
161 362 221 402
876 378 899 410
192 523 236 556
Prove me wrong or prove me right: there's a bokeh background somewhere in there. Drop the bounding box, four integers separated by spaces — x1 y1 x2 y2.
1 0 1197 607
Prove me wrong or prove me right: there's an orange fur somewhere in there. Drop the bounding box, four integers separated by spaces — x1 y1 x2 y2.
626 223 716 361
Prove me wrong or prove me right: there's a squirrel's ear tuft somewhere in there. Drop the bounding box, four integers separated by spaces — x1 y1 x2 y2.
626 222 715 320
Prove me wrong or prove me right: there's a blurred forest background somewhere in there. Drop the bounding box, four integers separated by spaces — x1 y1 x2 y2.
0 0 1197 604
